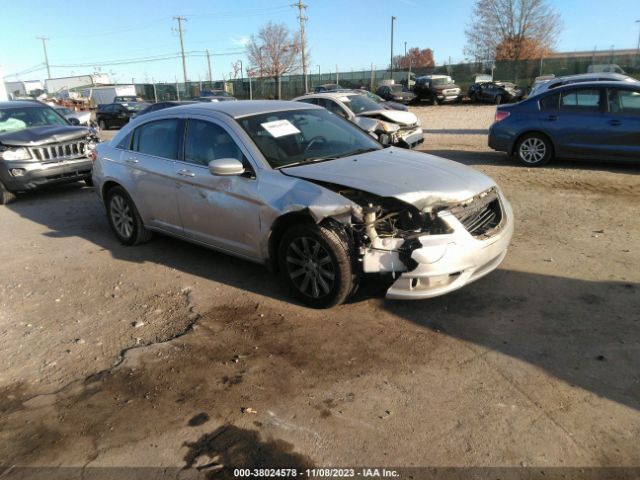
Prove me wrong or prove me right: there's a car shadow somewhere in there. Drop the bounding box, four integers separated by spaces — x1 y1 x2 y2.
5 185 640 412
424 149 640 175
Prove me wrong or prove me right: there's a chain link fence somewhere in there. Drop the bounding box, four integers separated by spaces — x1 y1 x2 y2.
133 52 640 102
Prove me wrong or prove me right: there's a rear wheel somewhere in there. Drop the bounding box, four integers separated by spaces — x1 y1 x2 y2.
84 178 94 187
98 119 107 130
106 186 152 245
495 95 503 105
0 181 16 205
515 133 553 166
278 222 357 308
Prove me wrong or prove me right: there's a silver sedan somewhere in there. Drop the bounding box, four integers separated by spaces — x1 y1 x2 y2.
93 101 513 308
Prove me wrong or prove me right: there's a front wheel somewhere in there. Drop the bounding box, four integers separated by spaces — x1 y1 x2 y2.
0 181 16 205
515 133 553 166
106 186 152 245
278 222 357 308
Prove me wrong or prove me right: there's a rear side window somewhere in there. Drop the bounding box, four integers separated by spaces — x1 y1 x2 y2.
132 119 182 159
539 93 559 111
560 88 601 112
608 89 640 115
317 98 349 118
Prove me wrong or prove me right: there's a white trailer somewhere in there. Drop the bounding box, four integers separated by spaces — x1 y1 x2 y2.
45 73 110 95
4 80 44 97
82 85 137 108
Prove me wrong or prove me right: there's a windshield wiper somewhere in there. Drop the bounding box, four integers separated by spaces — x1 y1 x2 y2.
277 156 337 169
334 147 379 158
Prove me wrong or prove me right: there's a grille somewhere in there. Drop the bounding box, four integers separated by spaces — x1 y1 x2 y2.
450 189 503 237
29 140 87 163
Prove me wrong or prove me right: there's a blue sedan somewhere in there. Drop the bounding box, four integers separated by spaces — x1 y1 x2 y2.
488 81 640 166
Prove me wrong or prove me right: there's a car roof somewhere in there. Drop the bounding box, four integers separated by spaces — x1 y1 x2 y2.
148 100 320 119
295 92 360 101
554 72 632 82
535 80 640 96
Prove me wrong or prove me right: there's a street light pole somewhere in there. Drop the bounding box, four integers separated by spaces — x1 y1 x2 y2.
404 41 408 85
390 16 396 77
636 20 640 52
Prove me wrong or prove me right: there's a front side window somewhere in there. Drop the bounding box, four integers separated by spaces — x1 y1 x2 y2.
237 108 382 169
341 94 380 114
317 98 348 118
133 119 182 159
560 88 601 112
608 89 640 115
184 120 245 166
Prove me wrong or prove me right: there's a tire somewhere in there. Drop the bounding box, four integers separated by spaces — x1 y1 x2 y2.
515 133 553 167
0 181 16 205
106 186 152 245
98 119 107 130
84 177 94 187
495 95 503 105
278 221 357 309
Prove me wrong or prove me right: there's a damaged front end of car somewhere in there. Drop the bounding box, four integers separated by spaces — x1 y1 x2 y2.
302 181 514 300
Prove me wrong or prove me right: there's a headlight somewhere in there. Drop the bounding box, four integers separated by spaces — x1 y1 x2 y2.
0 147 31 161
377 121 400 133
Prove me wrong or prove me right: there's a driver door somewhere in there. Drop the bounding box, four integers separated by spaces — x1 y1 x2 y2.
174 117 263 260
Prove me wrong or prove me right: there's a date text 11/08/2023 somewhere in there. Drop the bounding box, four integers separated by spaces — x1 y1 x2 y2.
233 468 400 478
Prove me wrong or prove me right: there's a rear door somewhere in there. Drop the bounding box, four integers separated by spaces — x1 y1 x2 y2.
539 87 608 158
174 117 263 259
603 86 640 159
125 118 184 234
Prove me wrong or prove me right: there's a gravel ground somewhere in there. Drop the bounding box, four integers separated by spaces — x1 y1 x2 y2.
0 105 638 477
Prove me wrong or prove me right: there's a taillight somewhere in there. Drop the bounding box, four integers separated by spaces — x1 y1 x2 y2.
495 110 510 123
90 150 97 162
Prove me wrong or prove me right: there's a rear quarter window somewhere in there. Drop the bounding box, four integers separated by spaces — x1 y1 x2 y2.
539 93 559 111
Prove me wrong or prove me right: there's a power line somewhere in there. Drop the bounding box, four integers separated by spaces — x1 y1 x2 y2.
48 50 245 68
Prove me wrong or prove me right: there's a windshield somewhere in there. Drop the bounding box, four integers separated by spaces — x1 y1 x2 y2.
433 77 453 86
124 103 148 112
237 108 382 169
342 94 381 114
362 91 383 103
0 106 68 133
56 107 73 115
390 85 405 93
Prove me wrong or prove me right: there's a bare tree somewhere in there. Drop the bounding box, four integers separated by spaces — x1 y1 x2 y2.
246 22 301 99
465 0 562 63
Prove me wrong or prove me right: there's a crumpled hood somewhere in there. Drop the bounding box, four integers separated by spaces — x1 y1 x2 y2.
358 109 418 125
0 125 90 147
282 147 497 211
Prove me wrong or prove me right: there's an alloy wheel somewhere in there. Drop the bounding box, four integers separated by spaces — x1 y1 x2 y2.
519 137 547 164
110 194 134 239
285 236 336 298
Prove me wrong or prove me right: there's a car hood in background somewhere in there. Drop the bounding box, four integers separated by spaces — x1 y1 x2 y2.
0 125 90 146
282 147 496 210
358 109 418 125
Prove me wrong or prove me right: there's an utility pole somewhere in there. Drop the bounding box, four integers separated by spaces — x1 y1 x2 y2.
36 37 51 79
292 0 308 93
390 16 396 77
173 16 188 86
404 41 408 85
636 20 640 52
206 49 213 84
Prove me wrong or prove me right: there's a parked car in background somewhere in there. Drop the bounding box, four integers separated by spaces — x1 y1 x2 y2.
356 90 409 111
82 85 137 108
200 89 234 99
413 75 462 104
96 101 149 130
471 81 524 104
196 95 237 102
0 100 98 204
114 95 144 103
313 84 345 93
528 73 638 97
53 106 93 126
489 81 640 166
375 84 416 104
294 92 423 148
135 101 197 117
93 101 513 308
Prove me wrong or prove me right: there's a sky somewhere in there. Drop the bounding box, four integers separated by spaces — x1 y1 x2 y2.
1 0 639 84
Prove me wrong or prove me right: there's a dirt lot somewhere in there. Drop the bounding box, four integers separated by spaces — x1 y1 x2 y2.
0 105 638 477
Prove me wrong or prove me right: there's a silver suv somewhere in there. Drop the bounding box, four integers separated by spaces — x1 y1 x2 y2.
93 101 513 308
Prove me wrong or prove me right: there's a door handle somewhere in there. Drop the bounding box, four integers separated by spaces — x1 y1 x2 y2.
545 115 557 121
126 158 138 164
609 119 621 126
177 169 195 177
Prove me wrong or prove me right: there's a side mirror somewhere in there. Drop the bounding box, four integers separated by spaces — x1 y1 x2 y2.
208 158 245 176
68 117 80 126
